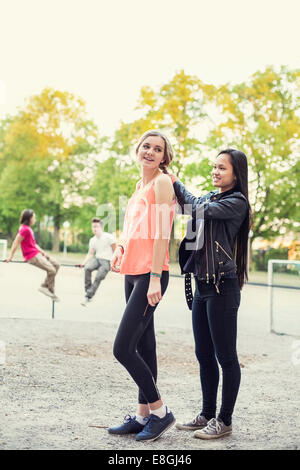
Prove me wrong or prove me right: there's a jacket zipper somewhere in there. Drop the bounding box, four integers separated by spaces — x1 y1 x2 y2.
210 221 216 284
211 222 219 293
215 241 232 260
205 226 209 283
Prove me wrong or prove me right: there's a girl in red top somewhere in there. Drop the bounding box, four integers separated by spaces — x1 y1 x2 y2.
109 131 176 442
6 209 60 301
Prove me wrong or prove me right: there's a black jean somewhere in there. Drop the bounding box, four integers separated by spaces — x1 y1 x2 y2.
192 278 241 426
113 271 169 405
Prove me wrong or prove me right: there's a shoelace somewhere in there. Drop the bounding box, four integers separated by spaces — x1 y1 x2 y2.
123 414 135 423
204 418 222 434
192 413 203 425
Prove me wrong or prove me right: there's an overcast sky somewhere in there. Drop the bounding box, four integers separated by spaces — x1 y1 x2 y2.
0 0 299 136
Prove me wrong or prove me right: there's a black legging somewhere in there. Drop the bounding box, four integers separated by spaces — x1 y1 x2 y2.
113 271 169 405
192 278 241 426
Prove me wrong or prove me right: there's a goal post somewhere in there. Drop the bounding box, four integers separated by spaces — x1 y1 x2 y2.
0 239 7 260
268 259 300 336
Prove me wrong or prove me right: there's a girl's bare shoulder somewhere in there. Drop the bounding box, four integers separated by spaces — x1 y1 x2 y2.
154 173 175 202
155 173 173 188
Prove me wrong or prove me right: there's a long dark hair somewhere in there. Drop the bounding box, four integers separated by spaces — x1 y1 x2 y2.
20 209 34 226
218 149 251 289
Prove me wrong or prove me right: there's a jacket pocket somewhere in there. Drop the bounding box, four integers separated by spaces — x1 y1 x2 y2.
215 241 236 279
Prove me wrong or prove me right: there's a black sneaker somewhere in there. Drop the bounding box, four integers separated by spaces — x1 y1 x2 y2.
135 410 175 442
108 415 149 435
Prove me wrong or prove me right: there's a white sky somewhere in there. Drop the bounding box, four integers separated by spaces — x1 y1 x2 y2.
0 0 299 136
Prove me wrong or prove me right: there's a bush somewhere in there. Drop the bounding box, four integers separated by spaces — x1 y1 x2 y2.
59 241 88 254
77 232 91 245
252 247 290 272
38 230 53 251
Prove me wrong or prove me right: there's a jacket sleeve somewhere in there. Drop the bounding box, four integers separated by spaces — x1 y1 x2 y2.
174 181 248 220
173 181 209 215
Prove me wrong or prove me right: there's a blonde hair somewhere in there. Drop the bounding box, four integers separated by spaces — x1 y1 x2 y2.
135 130 174 174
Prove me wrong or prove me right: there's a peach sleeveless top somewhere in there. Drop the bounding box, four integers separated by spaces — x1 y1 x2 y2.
119 175 176 275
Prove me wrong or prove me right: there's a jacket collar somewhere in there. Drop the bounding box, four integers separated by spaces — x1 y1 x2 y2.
211 186 238 200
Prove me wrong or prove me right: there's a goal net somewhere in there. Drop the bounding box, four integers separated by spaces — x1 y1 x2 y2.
0 239 7 260
268 260 300 336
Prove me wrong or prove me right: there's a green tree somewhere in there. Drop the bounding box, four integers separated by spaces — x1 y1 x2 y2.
0 88 100 250
0 115 51 238
111 70 214 188
71 155 140 242
205 66 300 243
91 157 140 232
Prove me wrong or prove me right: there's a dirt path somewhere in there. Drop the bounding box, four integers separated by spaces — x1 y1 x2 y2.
1 314 299 450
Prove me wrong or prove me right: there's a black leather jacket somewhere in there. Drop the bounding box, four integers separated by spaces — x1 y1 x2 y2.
173 181 249 295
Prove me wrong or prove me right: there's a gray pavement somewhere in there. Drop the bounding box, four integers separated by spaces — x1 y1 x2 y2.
0 261 299 336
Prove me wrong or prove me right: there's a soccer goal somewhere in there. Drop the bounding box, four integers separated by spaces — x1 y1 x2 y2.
0 239 7 260
268 259 300 336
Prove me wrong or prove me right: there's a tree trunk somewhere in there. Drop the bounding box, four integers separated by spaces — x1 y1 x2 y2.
248 236 254 272
35 220 41 245
169 225 180 263
6 233 13 247
53 225 60 253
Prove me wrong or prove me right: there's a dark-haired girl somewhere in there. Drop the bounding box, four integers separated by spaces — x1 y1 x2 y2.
6 209 60 301
173 149 251 439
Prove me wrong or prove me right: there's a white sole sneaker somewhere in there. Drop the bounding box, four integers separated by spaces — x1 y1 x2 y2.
176 422 206 431
38 287 54 298
194 429 232 439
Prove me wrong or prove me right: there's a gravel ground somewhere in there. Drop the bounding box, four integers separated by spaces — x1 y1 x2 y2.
1 318 299 450
0 265 299 450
